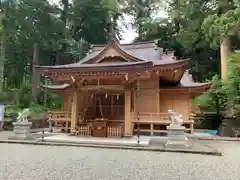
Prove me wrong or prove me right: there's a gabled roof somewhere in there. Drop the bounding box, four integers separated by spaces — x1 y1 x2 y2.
35 39 187 72
81 40 162 64
37 39 209 92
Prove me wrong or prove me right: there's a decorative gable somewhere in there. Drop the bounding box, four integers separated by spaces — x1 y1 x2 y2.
84 39 143 64
96 46 129 63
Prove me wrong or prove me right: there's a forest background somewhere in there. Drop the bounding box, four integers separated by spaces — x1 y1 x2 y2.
1 0 240 129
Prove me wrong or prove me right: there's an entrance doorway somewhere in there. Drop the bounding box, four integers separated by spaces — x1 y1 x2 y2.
94 92 124 120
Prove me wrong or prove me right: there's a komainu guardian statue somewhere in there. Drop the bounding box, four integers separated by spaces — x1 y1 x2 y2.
17 108 30 122
168 110 183 126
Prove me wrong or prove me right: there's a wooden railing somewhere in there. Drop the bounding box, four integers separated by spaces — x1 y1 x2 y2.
132 113 169 122
48 110 195 135
131 113 195 134
48 111 72 132
48 111 71 122
132 113 195 123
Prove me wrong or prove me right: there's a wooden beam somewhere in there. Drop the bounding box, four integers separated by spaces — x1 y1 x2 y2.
80 85 124 91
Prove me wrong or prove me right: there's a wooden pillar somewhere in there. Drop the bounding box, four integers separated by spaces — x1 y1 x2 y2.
133 89 137 116
156 76 160 114
111 96 114 119
70 90 79 133
124 90 132 136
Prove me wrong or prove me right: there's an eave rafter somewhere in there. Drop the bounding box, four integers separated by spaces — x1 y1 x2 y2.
160 84 211 94
153 61 188 72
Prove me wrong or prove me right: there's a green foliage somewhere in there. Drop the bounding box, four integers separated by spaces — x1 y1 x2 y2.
4 104 20 121
194 113 222 129
47 94 61 110
17 83 32 109
29 102 46 118
194 75 227 113
1 0 240 124
0 86 62 120
71 0 122 44
141 0 219 82
194 52 240 116
225 52 240 111
202 7 240 47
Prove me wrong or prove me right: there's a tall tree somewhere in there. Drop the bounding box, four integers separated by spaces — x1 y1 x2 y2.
0 0 20 91
142 0 220 82
71 0 122 44
202 1 240 79
122 0 160 40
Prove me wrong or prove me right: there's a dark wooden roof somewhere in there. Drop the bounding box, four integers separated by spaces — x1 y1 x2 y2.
81 40 163 64
36 39 209 90
35 39 185 71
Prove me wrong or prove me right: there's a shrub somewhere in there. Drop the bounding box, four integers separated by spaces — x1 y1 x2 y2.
17 84 32 109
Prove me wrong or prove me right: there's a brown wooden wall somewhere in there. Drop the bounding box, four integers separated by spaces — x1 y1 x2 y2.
61 90 72 111
160 91 191 120
60 75 192 121
137 75 159 114
136 75 191 120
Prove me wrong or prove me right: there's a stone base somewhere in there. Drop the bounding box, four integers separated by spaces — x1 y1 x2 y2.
8 135 35 140
165 124 189 148
9 121 33 140
123 133 133 138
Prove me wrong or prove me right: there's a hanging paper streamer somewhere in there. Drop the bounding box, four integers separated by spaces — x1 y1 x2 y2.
87 90 123 100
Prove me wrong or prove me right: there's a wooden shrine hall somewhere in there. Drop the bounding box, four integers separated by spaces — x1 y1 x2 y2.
35 39 210 137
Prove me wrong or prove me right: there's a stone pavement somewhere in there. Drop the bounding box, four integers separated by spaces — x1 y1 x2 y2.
187 132 240 141
37 133 150 146
1 142 240 180
0 131 221 156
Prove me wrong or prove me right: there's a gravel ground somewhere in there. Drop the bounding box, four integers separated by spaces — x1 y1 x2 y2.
0 142 240 180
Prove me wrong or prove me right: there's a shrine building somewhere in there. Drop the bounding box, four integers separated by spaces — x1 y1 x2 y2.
35 39 210 137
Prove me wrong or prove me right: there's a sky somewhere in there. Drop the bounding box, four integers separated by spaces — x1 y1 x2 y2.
48 0 166 43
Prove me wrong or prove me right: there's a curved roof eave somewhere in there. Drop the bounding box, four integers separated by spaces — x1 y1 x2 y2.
35 61 154 73
180 83 211 89
41 83 71 90
160 83 211 93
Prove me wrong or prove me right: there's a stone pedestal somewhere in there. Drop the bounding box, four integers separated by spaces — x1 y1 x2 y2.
165 124 189 148
9 121 33 140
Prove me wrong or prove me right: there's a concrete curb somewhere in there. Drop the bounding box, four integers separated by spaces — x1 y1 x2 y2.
0 140 222 156
191 137 240 142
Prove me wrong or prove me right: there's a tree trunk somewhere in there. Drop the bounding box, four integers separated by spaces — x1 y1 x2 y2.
32 43 40 98
0 24 6 92
220 37 231 80
55 0 69 65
